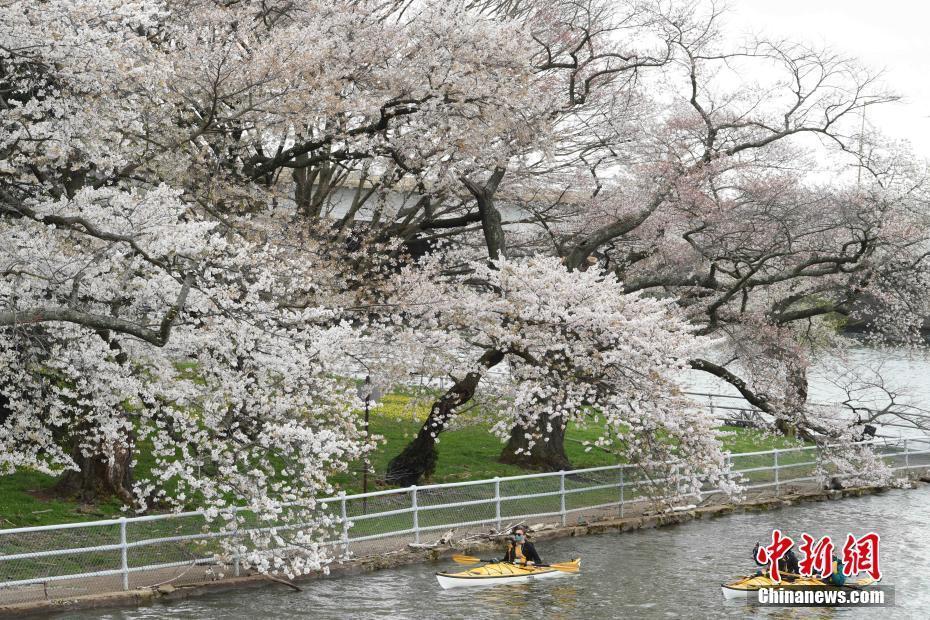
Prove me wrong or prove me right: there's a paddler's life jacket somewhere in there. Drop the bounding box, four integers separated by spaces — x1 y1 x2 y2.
504 540 542 565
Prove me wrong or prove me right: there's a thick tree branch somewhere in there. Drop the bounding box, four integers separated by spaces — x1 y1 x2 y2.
461 167 507 261
0 275 193 346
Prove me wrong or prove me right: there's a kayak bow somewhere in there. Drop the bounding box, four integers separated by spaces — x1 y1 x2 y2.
436 558 581 589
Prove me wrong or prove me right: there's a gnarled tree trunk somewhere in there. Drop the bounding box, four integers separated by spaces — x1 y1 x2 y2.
53 441 134 504
386 349 503 486
497 248 601 468
498 415 571 471
52 331 135 504
385 169 510 486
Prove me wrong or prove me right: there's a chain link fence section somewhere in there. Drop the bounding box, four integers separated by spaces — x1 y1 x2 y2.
2 436 929 605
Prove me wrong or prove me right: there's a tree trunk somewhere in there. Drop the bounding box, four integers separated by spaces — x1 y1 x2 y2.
498 415 571 471
460 167 507 262
499 227 603 467
384 169 511 487
0 391 10 425
53 441 134 504
52 331 135 504
386 349 504 486
778 357 810 438
294 165 334 219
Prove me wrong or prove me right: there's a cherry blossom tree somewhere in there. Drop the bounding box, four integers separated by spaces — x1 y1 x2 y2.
2 0 925 580
380 253 731 495
2 0 705 573
0 0 479 572
379 0 927 477
0 0 555 490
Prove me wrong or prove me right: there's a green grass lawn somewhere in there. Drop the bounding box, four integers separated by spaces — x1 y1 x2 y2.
0 470 125 529
0 393 804 528
327 393 806 491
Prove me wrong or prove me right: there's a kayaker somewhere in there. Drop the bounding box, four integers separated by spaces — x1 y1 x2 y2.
503 527 542 566
820 555 847 586
752 542 800 580
782 546 800 577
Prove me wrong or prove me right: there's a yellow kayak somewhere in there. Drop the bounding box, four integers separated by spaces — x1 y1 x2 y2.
436 559 581 589
721 574 876 599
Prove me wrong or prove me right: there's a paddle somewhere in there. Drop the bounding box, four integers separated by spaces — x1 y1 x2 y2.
451 554 580 573
451 554 495 564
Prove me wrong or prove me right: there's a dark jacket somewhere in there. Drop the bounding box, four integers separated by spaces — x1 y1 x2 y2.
504 540 542 564
752 544 799 578
780 549 800 576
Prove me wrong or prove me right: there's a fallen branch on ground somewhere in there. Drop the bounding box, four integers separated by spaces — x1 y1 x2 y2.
263 574 302 592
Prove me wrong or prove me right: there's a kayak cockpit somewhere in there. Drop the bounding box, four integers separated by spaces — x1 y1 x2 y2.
435 559 581 589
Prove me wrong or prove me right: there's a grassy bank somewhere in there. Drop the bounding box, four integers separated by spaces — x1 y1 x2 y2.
329 394 806 492
0 394 803 528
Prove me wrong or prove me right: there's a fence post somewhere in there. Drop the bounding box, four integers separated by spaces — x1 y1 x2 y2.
340 492 350 558
559 471 566 526
119 517 129 591
412 486 420 544
618 468 625 518
494 478 502 532
773 449 780 496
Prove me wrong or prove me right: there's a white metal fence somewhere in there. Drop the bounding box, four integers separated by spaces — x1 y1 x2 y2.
1 435 929 605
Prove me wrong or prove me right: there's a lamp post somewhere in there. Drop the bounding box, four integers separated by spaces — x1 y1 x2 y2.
356 376 383 511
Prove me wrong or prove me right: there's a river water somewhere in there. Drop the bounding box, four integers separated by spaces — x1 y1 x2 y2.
66 487 930 620
682 345 930 438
